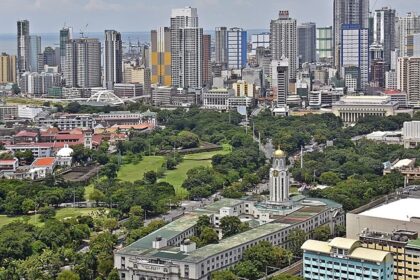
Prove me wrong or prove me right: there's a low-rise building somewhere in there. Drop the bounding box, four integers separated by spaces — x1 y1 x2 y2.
29 157 57 179
0 158 19 172
302 237 394 280
202 88 233 110
332 96 399 124
114 83 143 99
36 114 96 130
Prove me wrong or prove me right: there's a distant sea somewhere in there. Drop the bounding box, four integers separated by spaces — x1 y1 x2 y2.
0 29 268 55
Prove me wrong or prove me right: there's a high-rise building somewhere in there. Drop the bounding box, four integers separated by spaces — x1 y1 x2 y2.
298 22 316 65
170 7 203 89
399 57 420 105
316 26 333 62
151 27 171 86
271 58 289 108
397 12 420 57
28 35 41 72
64 38 101 88
59 27 72 71
215 27 228 68
341 24 369 91
103 30 123 89
202 34 211 86
227 28 247 70
0 54 17 83
270 10 297 80
43 47 57 67
17 20 30 75
373 7 396 68
302 238 394 280
250 32 270 56
333 0 369 68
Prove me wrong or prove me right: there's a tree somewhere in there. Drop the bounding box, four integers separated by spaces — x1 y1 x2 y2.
89 189 105 206
319 171 341 186
313 225 331 241
234 260 261 280
287 229 306 256
143 171 157 184
21 199 36 214
107 269 120 280
211 270 239 280
270 275 303 280
101 163 118 181
196 215 211 235
15 150 34 164
220 216 243 238
66 102 82 113
57 270 80 280
199 227 219 246
125 206 144 230
72 145 91 165
38 206 56 222
176 131 200 149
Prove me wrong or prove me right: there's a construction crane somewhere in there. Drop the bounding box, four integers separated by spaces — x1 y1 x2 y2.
80 24 88 38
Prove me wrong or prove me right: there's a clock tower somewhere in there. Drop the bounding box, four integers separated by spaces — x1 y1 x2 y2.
269 148 289 203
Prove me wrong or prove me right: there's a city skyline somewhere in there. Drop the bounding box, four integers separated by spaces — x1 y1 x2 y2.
0 0 420 33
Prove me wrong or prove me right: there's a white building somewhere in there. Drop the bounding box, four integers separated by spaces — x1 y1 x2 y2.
251 32 270 56
17 105 43 119
403 121 420 148
227 28 247 70
397 12 420 57
269 149 289 203
332 96 398 124
103 30 123 89
385 70 397 90
202 88 232 110
271 58 289 109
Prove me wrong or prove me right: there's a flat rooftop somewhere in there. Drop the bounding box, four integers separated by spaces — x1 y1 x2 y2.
360 198 420 222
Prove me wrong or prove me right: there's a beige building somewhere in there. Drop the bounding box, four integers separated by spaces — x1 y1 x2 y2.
397 57 420 105
123 65 151 95
0 54 16 84
332 96 398 124
232 80 256 97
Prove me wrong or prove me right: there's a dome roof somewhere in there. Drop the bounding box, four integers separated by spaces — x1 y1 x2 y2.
57 144 73 157
274 149 285 158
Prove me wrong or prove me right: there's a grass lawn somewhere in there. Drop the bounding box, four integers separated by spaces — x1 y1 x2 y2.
0 207 100 228
117 156 165 183
290 186 300 194
115 145 232 199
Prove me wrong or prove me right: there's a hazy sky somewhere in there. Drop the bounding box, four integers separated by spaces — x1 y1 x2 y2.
1 0 420 33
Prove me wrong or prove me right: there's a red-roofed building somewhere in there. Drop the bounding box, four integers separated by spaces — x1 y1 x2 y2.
0 158 19 172
384 90 408 106
30 157 57 179
13 130 38 143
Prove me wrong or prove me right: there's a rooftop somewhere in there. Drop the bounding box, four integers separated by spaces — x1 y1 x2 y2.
32 157 56 167
360 198 420 222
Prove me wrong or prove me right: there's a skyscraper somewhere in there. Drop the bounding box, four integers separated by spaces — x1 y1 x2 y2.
17 20 30 75
28 35 41 72
59 27 72 72
316 26 333 62
341 24 369 91
373 7 396 68
202 34 211 86
270 10 297 80
0 54 17 83
170 7 203 89
271 58 289 108
333 0 369 68
215 27 228 68
397 12 420 57
151 27 171 86
298 22 316 64
397 56 420 105
250 32 270 55
64 38 101 88
227 27 247 70
104 30 123 89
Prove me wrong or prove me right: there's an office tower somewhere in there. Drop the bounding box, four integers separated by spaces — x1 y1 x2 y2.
316 26 333 62
270 10 297 80
341 24 369 91
59 27 72 72
298 22 316 64
398 57 420 105
227 28 247 69
333 0 369 68
0 54 17 83
215 27 228 67
151 27 171 86
371 60 386 88
170 7 203 89
28 35 41 72
17 20 30 74
202 34 211 86
103 30 123 89
271 58 289 107
373 7 396 68
43 47 57 67
250 32 270 56
64 38 101 88
397 12 420 57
